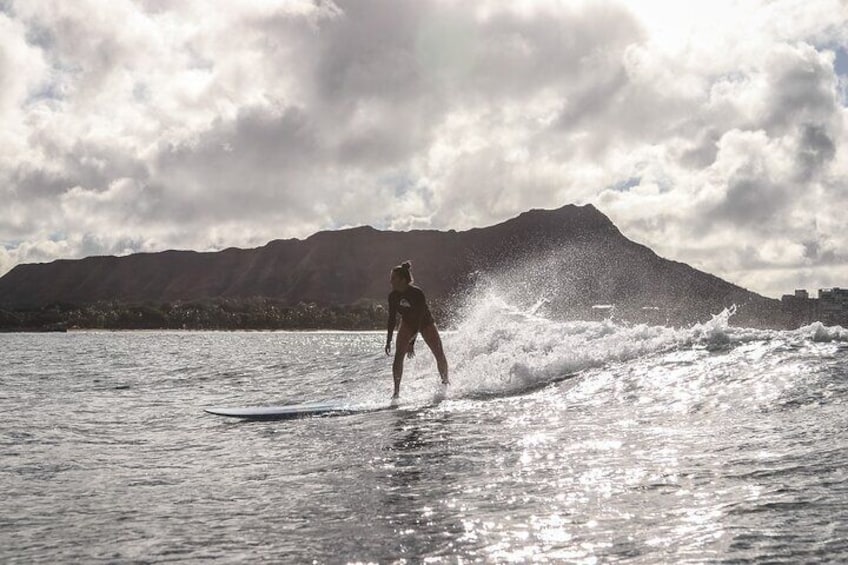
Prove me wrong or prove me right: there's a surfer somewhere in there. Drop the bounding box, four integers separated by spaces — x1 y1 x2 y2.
385 261 449 400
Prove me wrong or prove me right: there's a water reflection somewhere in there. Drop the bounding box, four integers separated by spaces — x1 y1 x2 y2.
370 409 472 559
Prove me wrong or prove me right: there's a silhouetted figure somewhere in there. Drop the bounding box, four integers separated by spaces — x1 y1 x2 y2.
385 261 449 401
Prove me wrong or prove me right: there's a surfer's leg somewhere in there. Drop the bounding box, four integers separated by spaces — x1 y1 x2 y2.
421 323 449 384
393 324 413 397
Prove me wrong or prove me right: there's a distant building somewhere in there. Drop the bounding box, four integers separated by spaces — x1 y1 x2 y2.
781 287 848 326
780 289 816 322
818 288 848 325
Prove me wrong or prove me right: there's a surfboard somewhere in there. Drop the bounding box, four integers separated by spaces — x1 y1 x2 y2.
204 402 388 421
207 381 450 421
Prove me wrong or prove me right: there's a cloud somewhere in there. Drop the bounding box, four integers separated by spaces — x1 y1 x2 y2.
0 0 846 300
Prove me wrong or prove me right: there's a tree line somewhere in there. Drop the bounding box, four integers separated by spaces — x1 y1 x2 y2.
0 298 396 331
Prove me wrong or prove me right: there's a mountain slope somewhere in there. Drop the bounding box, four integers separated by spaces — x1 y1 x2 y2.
0 204 781 326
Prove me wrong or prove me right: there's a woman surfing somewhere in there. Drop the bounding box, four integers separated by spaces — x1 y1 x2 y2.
385 261 449 401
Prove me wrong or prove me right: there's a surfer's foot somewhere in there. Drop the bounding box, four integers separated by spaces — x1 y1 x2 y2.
390 394 400 407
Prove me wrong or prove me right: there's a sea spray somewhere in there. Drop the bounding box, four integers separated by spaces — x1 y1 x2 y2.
361 280 848 412
393 291 678 404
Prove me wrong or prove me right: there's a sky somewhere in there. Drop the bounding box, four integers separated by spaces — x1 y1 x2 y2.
0 0 846 298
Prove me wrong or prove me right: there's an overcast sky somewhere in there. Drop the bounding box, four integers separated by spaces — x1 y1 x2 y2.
1 0 846 297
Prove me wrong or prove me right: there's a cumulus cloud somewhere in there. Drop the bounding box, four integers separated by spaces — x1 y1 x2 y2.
0 0 847 298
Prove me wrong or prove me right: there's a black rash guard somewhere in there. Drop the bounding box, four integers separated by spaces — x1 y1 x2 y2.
386 285 434 343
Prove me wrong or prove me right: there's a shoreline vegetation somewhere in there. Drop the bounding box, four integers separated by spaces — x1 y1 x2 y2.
0 298 394 333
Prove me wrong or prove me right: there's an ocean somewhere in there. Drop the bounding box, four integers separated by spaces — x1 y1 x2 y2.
2 294 848 563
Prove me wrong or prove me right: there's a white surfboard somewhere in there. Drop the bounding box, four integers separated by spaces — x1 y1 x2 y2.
204 402 389 420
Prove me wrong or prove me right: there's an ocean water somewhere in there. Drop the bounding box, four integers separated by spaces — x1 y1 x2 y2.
2 295 848 563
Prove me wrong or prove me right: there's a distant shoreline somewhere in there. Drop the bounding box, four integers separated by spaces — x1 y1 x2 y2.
0 299 390 333
63 328 386 333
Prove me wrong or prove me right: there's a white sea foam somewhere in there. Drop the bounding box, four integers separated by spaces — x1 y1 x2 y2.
800 321 848 342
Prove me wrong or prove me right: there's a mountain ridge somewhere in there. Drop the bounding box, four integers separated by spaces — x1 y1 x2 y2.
0 203 783 327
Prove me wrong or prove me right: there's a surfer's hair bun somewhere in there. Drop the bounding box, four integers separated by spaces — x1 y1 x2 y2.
392 261 413 283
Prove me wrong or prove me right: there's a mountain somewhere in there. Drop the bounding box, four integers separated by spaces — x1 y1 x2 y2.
0 204 784 327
